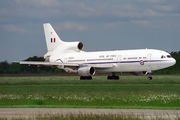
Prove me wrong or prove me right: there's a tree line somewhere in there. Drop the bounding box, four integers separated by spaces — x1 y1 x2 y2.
0 56 64 74
0 51 180 75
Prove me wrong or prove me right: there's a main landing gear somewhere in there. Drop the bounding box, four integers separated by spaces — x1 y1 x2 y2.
107 72 119 80
80 76 92 80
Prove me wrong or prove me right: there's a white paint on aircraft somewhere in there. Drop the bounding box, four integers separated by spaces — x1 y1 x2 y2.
16 23 176 80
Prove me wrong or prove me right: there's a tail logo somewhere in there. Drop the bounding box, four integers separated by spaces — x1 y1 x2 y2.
51 38 56 43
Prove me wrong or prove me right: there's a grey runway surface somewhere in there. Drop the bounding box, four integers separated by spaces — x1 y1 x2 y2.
0 108 180 119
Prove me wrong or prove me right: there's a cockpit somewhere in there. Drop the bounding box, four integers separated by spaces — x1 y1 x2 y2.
161 55 172 59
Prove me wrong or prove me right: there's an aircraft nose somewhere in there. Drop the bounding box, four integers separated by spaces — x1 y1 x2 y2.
168 58 176 67
160 58 176 69
172 58 176 66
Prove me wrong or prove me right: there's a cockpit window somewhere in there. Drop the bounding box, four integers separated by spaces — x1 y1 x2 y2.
161 55 166 58
167 55 172 58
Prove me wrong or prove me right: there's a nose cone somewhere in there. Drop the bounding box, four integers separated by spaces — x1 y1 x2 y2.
172 58 176 66
168 58 176 67
161 58 176 69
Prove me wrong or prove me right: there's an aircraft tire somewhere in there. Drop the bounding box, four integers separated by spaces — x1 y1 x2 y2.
115 76 119 80
107 76 112 80
148 76 152 80
80 76 92 80
107 75 119 80
113 76 119 80
80 76 84 80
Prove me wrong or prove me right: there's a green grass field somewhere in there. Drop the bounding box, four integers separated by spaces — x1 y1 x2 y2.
0 75 180 109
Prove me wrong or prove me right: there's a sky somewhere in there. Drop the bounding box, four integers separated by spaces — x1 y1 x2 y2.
0 0 180 62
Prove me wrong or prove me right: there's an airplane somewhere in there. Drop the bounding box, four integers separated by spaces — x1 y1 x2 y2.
16 23 176 80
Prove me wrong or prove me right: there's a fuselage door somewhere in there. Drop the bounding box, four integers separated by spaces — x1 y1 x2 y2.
147 53 153 69
117 55 121 63
64 58 68 63
147 54 152 61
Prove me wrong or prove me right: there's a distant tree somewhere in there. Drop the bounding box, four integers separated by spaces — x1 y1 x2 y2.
0 61 9 73
22 56 65 74
25 56 44 61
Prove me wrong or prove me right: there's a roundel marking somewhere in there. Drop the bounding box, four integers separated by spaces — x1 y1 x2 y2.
140 60 144 65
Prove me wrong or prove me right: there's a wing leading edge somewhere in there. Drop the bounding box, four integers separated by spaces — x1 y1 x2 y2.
14 61 114 68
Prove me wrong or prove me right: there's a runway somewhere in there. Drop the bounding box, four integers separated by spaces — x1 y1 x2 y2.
0 108 180 119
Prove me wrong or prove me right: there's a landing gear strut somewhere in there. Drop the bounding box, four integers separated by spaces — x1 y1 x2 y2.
147 71 153 80
107 72 119 80
80 76 92 80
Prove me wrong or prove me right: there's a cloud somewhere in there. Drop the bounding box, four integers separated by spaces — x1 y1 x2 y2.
131 20 149 26
1 0 180 28
10 0 60 7
0 0 180 32
0 24 27 33
54 22 88 31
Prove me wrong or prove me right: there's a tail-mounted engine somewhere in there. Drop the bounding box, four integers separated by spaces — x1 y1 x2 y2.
64 41 83 52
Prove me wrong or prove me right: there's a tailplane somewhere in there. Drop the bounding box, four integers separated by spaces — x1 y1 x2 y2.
43 23 63 52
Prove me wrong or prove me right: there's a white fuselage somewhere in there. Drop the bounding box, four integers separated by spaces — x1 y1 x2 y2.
50 49 176 73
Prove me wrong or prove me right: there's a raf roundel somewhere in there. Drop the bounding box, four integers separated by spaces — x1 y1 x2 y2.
140 60 144 65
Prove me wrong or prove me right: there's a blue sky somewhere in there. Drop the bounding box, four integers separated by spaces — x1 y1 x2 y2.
0 0 180 62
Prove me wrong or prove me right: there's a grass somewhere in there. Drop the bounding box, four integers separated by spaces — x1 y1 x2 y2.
0 75 180 109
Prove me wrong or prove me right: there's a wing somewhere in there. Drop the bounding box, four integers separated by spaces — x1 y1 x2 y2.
14 61 79 67
14 61 114 68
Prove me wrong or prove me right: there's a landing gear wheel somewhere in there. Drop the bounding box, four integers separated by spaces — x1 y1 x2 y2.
148 76 152 80
115 76 119 80
107 72 119 80
107 76 112 80
107 76 119 80
80 76 92 80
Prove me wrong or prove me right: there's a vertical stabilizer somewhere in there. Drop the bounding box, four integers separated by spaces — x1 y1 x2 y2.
43 23 63 52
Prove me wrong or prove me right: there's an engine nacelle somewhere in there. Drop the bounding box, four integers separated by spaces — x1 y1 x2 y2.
64 41 83 51
78 67 96 76
131 71 147 76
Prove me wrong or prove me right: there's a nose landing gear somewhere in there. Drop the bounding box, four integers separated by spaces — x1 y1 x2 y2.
148 76 152 80
146 71 153 80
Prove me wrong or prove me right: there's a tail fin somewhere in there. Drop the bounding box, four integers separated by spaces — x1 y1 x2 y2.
43 23 63 52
